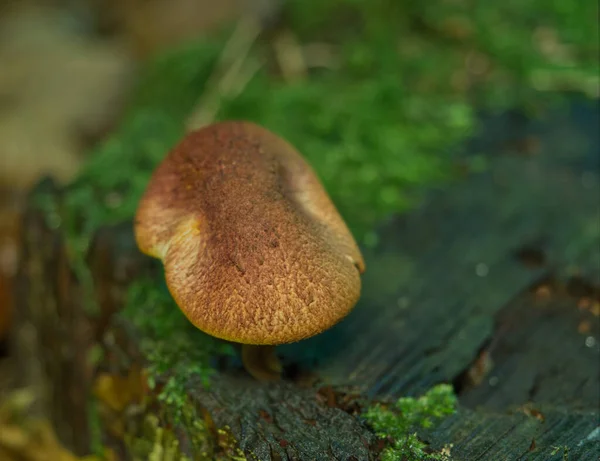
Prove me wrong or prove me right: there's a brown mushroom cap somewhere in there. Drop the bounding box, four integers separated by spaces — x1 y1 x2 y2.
134 121 365 345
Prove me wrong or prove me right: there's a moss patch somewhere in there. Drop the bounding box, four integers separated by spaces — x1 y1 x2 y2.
218 0 598 239
92 365 232 460
363 384 457 461
122 277 235 414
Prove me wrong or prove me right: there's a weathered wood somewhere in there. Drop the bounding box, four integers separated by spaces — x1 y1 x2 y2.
185 375 375 461
426 406 600 460
12 99 600 460
294 101 600 401
458 284 599 411
12 180 94 455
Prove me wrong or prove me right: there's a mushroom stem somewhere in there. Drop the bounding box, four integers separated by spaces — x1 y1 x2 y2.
241 344 283 381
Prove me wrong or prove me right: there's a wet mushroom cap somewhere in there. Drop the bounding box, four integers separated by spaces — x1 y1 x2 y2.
134 121 365 345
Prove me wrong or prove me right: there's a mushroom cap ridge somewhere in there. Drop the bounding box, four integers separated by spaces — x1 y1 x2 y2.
134 121 365 345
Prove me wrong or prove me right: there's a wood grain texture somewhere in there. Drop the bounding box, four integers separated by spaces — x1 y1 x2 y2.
288 102 600 406
426 407 599 460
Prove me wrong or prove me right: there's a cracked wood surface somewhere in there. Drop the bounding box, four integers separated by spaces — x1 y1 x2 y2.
297 102 600 402
12 98 600 460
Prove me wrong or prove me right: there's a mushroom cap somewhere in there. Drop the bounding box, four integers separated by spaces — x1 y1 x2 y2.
134 121 365 345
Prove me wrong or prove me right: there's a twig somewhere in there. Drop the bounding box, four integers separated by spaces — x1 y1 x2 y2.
186 16 263 131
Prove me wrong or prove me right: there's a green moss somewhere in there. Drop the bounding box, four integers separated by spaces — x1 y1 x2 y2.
122 277 235 416
218 74 468 240
180 405 218 459
363 384 457 461
550 446 570 461
216 0 598 239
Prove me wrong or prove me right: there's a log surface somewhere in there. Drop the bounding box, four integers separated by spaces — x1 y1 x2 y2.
13 98 600 460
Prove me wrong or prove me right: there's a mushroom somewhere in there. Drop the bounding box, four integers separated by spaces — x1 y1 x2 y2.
134 121 365 381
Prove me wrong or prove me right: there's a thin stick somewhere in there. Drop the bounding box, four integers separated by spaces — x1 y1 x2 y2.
186 16 263 131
